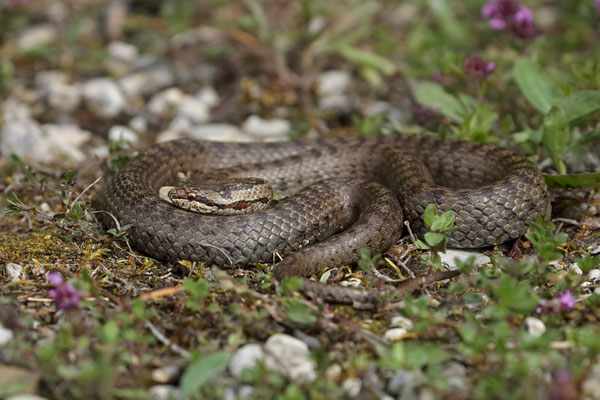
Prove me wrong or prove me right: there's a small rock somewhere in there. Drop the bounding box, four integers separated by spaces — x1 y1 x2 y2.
17 24 57 51
588 269 600 283
108 125 138 145
0 323 13 345
5 395 48 400
384 328 408 341
390 315 414 330
147 385 181 400
82 78 125 118
318 95 351 112
439 249 491 269
387 370 423 396
442 362 470 395
524 316 546 337
176 96 210 124
325 363 342 381
151 364 181 384
317 70 351 97
195 87 220 108
119 65 175 98
0 119 45 162
156 129 184 143
107 41 138 64
229 344 265 377
106 41 139 76
242 115 290 139
42 124 91 163
147 88 185 118
129 116 148 133
187 124 249 142
342 377 362 397
47 83 81 112
582 362 600 399
264 333 316 384
168 116 192 134
5 263 23 282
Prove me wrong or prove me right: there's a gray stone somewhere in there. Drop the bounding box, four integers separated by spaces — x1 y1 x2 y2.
176 96 210 124
0 323 13 345
229 343 265 377
82 78 125 118
147 88 184 118
148 385 181 400
17 24 57 52
242 115 290 139
108 125 138 146
317 70 350 97
195 87 220 108
119 65 175 98
187 124 249 142
5 263 23 282
264 333 316 384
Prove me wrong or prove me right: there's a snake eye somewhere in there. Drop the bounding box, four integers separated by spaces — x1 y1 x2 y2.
187 192 196 201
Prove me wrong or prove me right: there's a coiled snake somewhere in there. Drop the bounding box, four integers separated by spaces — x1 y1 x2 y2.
100 134 549 307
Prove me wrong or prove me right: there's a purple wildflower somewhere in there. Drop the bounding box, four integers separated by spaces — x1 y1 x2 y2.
481 0 539 39
47 272 80 310
596 0 600 12
536 291 577 313
558 291 576 310
464 56 496 81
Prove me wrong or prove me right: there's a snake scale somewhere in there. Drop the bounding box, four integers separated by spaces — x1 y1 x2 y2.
100 134 549 307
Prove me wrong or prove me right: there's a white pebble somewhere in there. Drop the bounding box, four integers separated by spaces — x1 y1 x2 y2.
82 78 125 118
107 41 138 64
342 378 362 397
5 263 23 282
195 87 220 108
384 328 408 341
147 385 180 400
242 115 290 139
17 24 57 51
0 323 13 345
229 344 265 377
47 82 81 112
317 70 351 97
439 249 491 269
187 123 249 142
119 65 175 98
0 119 45 162
147 88 184 117
390 315 414 330
129 116 148 133
264 334 316 384
42 124 91 163
176 95 210 124
108 125 138 145
524 316 546 337
588 269 600 282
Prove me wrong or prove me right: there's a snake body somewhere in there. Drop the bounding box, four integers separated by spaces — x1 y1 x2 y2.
100 134 549 303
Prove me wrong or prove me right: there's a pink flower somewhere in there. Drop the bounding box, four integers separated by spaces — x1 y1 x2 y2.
558 291 576 310
47 272 80 310
536 291 577 313
464 57 496 81
481 0 539 39
596 0 600 12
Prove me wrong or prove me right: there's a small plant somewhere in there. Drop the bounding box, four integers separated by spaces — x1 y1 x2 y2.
415 204 456 270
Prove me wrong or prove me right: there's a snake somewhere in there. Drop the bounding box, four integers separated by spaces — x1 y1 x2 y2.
99 134 549 308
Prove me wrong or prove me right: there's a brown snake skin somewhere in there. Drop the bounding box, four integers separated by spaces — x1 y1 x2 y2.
99 134 549 307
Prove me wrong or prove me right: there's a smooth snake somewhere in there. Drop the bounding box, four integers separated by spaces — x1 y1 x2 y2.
99 134 549 307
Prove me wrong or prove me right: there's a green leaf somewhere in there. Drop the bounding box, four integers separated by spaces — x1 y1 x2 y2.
513 58 559 114
424 232 445 247
180 352 231 398
544 172 600 188
413 81 467 122
423 204 438 228
555 90 600 124
543 106 569 174
281 297 317 324
428 0 467 45
329 43 395 76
